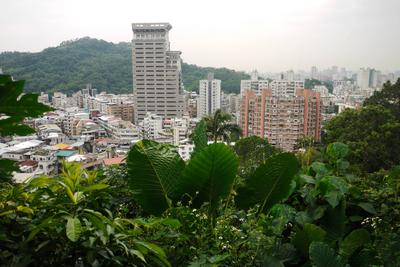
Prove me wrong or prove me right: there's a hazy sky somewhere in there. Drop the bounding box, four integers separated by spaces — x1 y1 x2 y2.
1 0 399 72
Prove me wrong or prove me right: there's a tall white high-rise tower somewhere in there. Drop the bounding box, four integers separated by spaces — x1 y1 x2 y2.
132 23 184 122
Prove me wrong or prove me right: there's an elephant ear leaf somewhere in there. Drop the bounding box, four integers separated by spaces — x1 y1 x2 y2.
236 153 299 214
309 242 347 267
127 140 185 215
339 229 370 259
178 143 238 212
292 224 326 257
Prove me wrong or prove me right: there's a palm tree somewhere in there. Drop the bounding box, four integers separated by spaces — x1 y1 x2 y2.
203 109 242 143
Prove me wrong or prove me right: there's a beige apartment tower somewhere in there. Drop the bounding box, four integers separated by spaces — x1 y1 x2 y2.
132 23 184 122
240 89 321 151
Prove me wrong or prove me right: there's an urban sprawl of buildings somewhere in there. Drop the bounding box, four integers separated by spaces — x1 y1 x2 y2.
1 22 399 183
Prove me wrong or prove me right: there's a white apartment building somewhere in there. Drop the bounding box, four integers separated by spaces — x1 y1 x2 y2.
138 113 163 139
240 70 269 95
178 143 195 161
28 150 57 175
98 116 139 143
197 73 221 118
270 80 305 96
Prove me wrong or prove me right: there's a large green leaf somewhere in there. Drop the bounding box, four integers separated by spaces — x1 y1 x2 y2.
339 229 370 259
0 158 19 182
236 153 299 213
127 140 185 215
292 224 326 257
178 143 238 211
320 200 346 242
309 242 347 267
0 74 53 137
66 216 82 242
316 176 348 208
326 142 349 161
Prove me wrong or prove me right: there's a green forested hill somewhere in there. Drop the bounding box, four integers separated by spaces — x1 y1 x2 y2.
182 63 249 94
0 37 249 94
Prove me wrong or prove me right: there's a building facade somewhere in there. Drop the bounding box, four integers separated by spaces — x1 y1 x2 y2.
240 89 321 151
106 103 135 122
132 23 184 122
197 73 221 118
240 70 269 95
269 80 305 97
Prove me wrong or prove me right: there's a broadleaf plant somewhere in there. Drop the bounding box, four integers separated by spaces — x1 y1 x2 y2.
236 153 299 215
127 140 185 215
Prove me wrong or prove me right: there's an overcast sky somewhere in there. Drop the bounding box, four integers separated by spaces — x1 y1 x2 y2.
1 0 399 72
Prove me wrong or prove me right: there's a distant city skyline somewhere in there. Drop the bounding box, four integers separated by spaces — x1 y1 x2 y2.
1 0 400 72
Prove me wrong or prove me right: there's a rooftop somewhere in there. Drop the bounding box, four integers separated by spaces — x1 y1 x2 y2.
0 140 43 156
66 154 86 162
103 157 125 166
132 22 172 31
55 150 77 158
53 143 70 150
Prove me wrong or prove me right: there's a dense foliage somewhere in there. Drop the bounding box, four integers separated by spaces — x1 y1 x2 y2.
182 63 249 94
0 163 170 266
323 79 400 173
1 76 400 266
3 138 396 266
0 38 249 94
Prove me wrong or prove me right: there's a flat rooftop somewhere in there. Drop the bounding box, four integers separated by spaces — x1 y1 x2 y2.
132 22 172 31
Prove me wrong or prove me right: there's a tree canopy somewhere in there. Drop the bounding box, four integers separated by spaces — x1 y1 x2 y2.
363 79 400 120
323 79 400 173
203 109 242 143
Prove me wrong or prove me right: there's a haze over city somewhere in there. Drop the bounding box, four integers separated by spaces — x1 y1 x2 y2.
1 0 399 72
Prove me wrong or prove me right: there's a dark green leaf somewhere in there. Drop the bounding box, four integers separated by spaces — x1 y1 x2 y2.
339 229 370 259
309 242 346 267
178 143 238 212
127 140 185 215
292 224 326 257
236 153 299 213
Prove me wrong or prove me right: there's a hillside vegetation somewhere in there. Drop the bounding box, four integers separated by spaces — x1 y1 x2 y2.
0 37 249 94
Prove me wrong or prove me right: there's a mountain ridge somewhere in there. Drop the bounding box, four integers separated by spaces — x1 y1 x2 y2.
0 37 249 94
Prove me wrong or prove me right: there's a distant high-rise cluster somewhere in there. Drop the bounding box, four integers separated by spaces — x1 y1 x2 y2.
132 23 184 123
357 68 379 89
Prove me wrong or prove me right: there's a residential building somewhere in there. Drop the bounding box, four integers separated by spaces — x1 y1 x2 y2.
270 80 305 96
311 66 318 80
357 68 380 89
240 89 321 151
138 113 163 140
132 22 184 122
197 73 221 118
106 102 135 122
240 70 269 95
98 116 139 143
